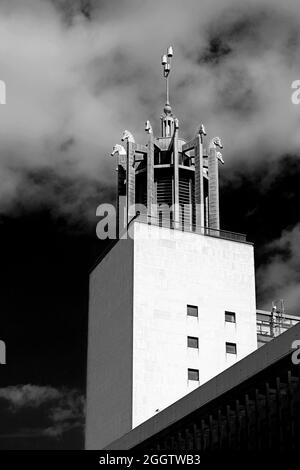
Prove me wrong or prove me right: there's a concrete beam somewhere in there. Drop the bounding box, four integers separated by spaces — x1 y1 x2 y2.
194 135 204 228
127 141 136 222
173 127 180 224
182 138 197 153
208 148 220 230
133 143 148 154
147 133 155 220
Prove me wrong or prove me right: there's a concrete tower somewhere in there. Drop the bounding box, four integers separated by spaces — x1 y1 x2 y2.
85 47 257 449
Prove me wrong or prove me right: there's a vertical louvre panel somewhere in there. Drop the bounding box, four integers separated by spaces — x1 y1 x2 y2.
135 174 147 214
156 174 173 224
179 176 193 228
191 177 196 226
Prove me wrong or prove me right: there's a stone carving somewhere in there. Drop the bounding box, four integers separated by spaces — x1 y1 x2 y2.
209 136 223 149
216 151 225 165
145 120 153 134
121 130 135 143
111 144 126 157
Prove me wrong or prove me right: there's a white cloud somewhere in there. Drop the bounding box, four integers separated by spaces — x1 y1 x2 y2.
0 0 300 221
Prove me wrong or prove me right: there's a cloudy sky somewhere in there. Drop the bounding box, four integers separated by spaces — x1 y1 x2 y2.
0 0 300 449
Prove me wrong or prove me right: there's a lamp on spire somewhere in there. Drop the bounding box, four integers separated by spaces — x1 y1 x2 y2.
161 45 173 116
160 46 175 137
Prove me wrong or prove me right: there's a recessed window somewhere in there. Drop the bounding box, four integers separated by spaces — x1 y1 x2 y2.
226 342 237 355
187 305 198 317
188 368 199 381
187 336 199 349
225 311 236 323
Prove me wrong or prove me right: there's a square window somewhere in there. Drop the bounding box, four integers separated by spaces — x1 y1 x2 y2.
187 336 199 349
188 368 199 381
187 305 198 317
225 311 236 323
226 342 237 354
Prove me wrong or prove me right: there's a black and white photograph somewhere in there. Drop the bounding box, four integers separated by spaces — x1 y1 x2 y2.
1 0 300 465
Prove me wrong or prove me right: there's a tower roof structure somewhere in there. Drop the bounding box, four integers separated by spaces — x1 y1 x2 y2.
110 46 225 236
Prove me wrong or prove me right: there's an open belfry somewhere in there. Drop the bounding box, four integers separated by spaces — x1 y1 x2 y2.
113 46 224 233
86 47 257 449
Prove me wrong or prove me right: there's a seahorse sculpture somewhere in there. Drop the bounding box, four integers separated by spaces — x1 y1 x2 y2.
121 129 135 143
209 136 223 149
111 144 126 157
216 151 225 165
209 136 224 164
145 120 153 134
199 123 207 136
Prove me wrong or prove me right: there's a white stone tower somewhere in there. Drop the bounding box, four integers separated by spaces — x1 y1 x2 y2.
85 47 257 449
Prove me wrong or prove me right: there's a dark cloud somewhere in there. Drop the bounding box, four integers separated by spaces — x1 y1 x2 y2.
200 37 232 65
220 154 300 314
0 385 84 448
257 223 300 314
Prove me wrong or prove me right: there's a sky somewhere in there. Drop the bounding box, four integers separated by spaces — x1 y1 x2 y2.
0 0 300 449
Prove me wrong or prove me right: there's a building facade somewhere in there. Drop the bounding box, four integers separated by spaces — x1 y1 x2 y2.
107 320 300 455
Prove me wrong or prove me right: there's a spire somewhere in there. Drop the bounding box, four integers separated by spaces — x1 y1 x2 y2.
161 46 175 137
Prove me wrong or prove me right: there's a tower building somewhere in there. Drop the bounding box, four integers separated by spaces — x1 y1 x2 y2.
86 48 257 449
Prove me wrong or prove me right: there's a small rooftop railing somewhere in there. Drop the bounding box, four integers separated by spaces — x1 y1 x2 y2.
130 214 249 244
256 318 299 337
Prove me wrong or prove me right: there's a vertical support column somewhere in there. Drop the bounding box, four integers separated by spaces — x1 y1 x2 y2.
217 409 222 449
117 156 126 236
245 394 250 450
254 389 260 451
287 370 295 448
173 125 180 225
193 423 201 450
205 196 209 228
116 163 119 236
194 135 204 229
208 147 220 230
276 377 283 450
147 134 155 222
226 405 232 449
235 399 241 450
265 382 271 449
209 414 213 450
126 141 135 224
201 419 206 450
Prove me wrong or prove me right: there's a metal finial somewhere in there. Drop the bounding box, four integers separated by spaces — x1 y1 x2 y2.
199 124 207 136
145 120 153 134
167 46 173 57
161 46 174 114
